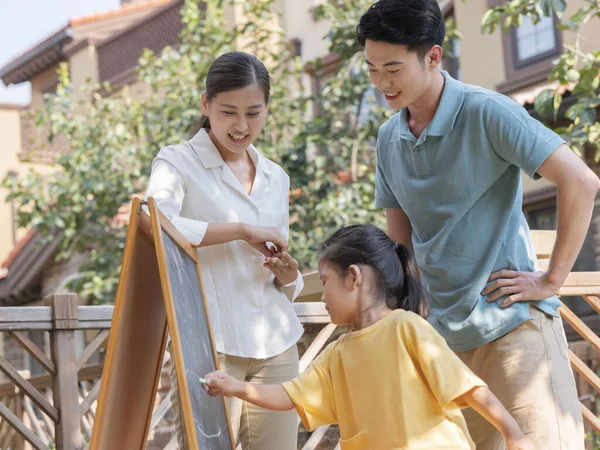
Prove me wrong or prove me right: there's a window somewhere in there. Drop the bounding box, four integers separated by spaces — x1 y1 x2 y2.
496 11 562 94
513 15 558 67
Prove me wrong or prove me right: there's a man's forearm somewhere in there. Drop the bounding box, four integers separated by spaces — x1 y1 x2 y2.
547 173 599 287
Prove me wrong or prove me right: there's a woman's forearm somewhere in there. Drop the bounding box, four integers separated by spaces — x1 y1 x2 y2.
195 223 249 247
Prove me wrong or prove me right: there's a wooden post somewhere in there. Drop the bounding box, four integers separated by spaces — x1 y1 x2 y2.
17 370 33 450
45 294 83 450
14 386 24 450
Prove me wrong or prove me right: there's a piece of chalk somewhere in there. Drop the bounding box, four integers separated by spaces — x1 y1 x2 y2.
199 377 207 385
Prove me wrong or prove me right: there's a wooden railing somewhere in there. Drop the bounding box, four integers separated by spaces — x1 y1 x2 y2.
0 294 335 450
531 230 600 448
0 229 598 449
0 294 113 450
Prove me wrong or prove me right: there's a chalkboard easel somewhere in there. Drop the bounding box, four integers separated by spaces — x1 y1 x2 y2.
89 197 235 450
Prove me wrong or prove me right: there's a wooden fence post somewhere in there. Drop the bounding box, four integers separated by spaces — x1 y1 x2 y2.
45 294 83 450
14 384 24 450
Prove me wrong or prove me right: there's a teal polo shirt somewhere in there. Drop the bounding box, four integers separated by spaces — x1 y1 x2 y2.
375 71 563 351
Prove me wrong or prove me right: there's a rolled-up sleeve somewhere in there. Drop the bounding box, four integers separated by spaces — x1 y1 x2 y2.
279 273 304 302
145 158 209 246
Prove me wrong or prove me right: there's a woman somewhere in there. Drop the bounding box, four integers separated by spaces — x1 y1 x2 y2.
145 51 303 449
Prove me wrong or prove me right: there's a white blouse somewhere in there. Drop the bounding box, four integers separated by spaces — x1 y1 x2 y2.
145 129 304 358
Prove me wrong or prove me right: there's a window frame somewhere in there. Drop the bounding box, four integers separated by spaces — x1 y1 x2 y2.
510 14 561 70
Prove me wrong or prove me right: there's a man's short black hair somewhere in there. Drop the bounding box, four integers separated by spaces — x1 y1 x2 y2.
356 0 446 60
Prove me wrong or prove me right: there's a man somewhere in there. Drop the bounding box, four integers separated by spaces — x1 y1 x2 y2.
357 0 598 448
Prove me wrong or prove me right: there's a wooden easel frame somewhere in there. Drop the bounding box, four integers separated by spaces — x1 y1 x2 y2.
149 197 235 449
90 197 235 449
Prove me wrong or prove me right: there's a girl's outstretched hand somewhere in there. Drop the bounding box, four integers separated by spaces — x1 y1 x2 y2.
203 370 241 397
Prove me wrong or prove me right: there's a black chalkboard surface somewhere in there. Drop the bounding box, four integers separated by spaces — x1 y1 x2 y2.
161 230 234 449
151 198 236 450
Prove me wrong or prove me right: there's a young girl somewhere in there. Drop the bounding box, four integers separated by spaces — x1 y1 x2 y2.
145 52 303 449
203 224 535 450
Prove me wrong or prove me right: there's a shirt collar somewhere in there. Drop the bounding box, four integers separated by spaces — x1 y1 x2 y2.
189 128 272 177
391 71 464 142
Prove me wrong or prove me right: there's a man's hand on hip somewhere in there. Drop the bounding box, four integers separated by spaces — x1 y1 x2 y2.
483 270 560 308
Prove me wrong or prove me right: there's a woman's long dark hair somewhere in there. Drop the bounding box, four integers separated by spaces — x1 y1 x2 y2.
193 51 271 133
319 224 429 318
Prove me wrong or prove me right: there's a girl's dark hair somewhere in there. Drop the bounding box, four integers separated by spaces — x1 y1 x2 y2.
319 224 429 318
356 0 445 61
194 51 271 132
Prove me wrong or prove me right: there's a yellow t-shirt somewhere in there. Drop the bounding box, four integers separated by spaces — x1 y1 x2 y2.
282 310 486 450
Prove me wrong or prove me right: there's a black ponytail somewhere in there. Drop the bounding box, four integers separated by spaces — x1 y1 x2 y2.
319 224 429 319
395 243 429 318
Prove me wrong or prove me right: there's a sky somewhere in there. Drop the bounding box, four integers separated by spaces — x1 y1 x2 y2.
0 0 120 105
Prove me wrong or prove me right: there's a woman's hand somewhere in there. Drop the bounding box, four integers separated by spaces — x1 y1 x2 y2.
265 252 299 286
242 224 288 256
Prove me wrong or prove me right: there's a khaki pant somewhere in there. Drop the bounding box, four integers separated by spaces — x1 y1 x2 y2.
456 306 584 450
170 344 299 450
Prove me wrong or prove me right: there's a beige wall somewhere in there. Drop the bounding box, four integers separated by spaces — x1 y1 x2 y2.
281 0 330 63
0 107 58 263
281 0 331 99
29 66 60 110
30 44 99 108
69 44 99 100
454 0 505 89
0 107 25 262
0 107 22 261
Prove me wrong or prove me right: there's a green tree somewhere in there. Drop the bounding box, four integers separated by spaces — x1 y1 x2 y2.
285 1 462 266
1 0 461 304
482 0 600 163
3 0 302 304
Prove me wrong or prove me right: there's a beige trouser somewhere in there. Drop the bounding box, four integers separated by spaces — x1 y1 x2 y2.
455 306 585 450
170 344 299 450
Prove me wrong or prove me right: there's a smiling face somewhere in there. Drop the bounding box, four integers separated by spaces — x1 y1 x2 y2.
364 40 441 110
201 83 268 155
